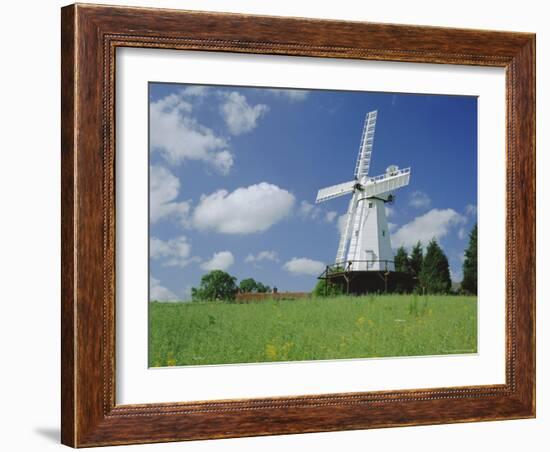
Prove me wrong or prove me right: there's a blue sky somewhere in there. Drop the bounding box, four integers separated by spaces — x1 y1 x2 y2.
148 83 477 300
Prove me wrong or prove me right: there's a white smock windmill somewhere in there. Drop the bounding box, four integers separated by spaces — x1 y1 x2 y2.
316 110 411 272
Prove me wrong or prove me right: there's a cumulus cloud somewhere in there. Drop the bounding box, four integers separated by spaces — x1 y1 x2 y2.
325 211 338 223
219 92 269 135
283 257 325 276
391 208 467 248
299 201 336 223
266 89 309 102
150 91 233 173
192 183 295 234
150 236 195 268
458 227 467 240
465 204 477 216
150 165 190 224
337 213 348 235
385 205 395 217
299 200 321 220
200 251 235 271
450 267 463 283
409 191 431 209
150 276 177 302
245 250 279 264
181 85 210 98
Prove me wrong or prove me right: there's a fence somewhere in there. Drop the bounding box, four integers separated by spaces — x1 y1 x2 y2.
235 292 311 303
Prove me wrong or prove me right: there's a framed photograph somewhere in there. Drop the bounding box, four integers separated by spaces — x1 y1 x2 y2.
61 3 535 447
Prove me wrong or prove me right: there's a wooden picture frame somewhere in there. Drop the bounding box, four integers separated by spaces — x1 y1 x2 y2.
61 3 535 447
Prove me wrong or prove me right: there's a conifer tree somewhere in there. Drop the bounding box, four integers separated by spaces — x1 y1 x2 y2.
461 224 478 294
419 239 451 294
393 246 412 293
409 241 423 291
394 246 410 273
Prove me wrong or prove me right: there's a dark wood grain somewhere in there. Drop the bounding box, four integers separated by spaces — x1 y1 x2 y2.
60 5 76 446
61 3 535 447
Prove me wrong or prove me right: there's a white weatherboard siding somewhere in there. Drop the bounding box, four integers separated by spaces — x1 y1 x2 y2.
348 197 394 271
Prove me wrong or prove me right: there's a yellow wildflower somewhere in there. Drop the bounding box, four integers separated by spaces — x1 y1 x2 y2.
265 344 278 360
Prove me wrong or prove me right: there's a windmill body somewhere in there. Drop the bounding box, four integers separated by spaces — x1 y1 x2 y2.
316 110 411 273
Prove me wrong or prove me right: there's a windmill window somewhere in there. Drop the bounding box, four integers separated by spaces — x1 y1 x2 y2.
368 202 373 208
382 230 386 236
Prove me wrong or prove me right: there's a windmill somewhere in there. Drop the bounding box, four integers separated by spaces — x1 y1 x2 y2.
316 110 411 274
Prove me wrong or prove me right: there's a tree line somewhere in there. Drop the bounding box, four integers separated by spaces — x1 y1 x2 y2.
313 224 477 296
191 272 272 302
189 224 477 301
393 223 477 294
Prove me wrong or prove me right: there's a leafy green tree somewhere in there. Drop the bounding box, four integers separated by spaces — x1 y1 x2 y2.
394 246 411 273
461 224 478 294
312 278 344 297
192 270 237 302
239 278 257 293
255 282 270 293
239 278 271 293
419 239 451 294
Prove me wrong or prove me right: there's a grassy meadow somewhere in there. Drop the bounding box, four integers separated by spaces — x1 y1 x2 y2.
149 294 477 367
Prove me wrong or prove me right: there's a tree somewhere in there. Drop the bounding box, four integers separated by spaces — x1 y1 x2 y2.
409 241 424 291
394 246 411 273
392 246 412 293
312 278 344 297
191 270 237 302
461 224 478 294
255 282 271 293
239 278 271 293
419 239 451 294
409 242 423 277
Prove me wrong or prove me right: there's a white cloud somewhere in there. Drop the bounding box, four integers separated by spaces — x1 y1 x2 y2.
337 213 348 235
219 92 269 135
283 257 325 276
450 267 463 283
150 91 233 173
388 222 398 233
385 205 395 217
200 251 235 271
299 201 336 223
325 211 338 223
266 89 309 102
409 191 431 209
150 276 177 302
181 85 210 98
192 182 295 234
149 165 190 224
391 208 467 248
150 236 194 268
466 204 477 216
299 200 321 220
245 250 279 264
458 227 467 240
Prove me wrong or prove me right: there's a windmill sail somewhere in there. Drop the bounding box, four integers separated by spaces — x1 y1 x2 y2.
362 167 410 198
316 180 357 203
335 192 359 264
354 110 377 179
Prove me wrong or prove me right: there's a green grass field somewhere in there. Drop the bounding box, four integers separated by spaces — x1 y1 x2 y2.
149 294 477 367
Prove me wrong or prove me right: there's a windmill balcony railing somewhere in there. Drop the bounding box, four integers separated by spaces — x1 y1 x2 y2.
321 260 395 277
367 167 410 182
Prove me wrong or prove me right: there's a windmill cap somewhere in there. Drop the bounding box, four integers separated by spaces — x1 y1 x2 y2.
386 165 399 173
